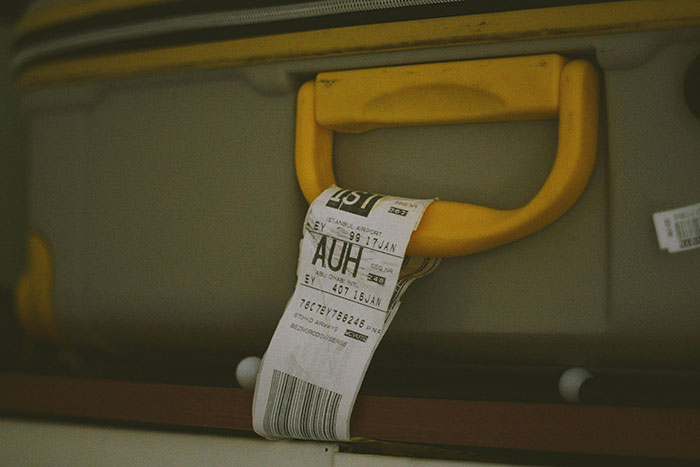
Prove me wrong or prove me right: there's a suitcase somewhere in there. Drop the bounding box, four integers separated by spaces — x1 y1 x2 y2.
11 0 700 382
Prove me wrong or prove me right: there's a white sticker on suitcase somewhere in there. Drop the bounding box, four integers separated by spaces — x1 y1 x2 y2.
252 186 437 441
653 202 700 253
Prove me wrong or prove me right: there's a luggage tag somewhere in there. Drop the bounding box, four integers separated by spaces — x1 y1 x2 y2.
252 186 438 440
653 203 700 253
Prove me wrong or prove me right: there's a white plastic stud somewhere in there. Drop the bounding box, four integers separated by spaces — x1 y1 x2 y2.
236 356 262 390
559 367 593 403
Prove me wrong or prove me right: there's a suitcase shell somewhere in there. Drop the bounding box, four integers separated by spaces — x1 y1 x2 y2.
12 0 700 371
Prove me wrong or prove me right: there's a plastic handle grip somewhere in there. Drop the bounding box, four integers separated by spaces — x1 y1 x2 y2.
295 54 599 257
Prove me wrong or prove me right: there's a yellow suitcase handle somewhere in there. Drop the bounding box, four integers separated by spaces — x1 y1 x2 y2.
296 54 599 257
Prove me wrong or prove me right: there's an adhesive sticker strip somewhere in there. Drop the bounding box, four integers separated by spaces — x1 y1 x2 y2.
252 186 438 441
653 202 700 253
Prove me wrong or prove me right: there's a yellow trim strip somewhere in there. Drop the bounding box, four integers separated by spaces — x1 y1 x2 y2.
17 0 700 92
15 0 174 38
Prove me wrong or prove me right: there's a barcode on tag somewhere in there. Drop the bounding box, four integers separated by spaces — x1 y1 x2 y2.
674 218 700 242
653 202 700 253
262 369 342 441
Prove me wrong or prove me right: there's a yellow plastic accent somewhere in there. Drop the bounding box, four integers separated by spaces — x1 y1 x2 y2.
296 81 336 195
316 55 566 133
296 54 599 257
15 231 58 342
16 0 700 91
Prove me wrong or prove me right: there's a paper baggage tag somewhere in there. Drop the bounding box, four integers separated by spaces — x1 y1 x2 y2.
653 202 700 253
252 186 438 441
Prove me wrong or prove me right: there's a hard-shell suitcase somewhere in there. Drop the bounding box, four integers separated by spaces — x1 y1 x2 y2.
11 0 700 382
